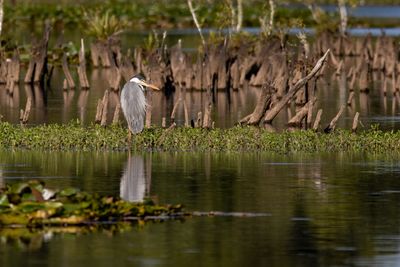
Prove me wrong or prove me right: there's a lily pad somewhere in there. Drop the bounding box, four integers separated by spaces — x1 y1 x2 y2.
0 181 185 227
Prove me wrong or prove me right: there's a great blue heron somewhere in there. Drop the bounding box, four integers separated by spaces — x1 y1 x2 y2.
120 74 160 135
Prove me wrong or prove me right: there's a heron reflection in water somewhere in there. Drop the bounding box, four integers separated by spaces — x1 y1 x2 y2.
120 74 159 136
120 154 151 202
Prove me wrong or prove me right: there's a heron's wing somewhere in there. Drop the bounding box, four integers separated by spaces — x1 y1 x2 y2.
120 83 147 133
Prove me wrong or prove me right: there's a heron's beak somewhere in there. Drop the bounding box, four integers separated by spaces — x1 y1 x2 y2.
139 81 160 90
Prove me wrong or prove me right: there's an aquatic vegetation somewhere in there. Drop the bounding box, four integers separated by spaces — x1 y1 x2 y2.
83 10 128 41
3 0 397 36
0 180 183 227
0 122 399 153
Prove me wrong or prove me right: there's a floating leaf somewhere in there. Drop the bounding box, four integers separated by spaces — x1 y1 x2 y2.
0 214 30 225
0 194 9 206
17 202 46 213
21 193 37 202
58 187 79 197
10 183 30 195
63 203 83 214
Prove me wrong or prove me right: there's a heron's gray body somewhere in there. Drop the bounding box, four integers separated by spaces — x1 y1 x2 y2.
120 82 146 134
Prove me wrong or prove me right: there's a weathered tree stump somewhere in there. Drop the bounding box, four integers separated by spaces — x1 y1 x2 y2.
264 49 330 124
352 112 360 133
347 91 355 106
62 54 75 89
24 23 51 85
100 90 109 126
20 97 33 125
287 97 316 127
312 109 323 131
77 39 90 89
324 105 345 133
240 83 273 125
112 103 121 125
145 90 152 128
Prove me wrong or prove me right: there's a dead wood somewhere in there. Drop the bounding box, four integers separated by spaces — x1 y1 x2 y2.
95 99 103 123
63 79 68 91
264 49 330 124
145 90 152 128
324 105 345 133
183 99 189 127
202 103 212 128
77 39 90 89
100 90 109 126
162 117 167 128
312 109 323 131
20 97 32 125
62 54 75 89
352 112 360 133
112 103 121 124
240 83 273 125
170 98 181 123
24 23 51 84
347 91 355 106
195 111 203 127
288 97 316 127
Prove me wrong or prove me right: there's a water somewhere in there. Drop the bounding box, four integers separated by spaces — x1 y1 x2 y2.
1 150 400 266
321 5 400 18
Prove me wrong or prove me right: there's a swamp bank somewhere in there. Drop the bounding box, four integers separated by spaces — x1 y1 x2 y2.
0 122 399 153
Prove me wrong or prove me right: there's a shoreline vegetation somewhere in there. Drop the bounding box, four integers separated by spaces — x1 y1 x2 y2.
0 122 399 153
5 1 400 31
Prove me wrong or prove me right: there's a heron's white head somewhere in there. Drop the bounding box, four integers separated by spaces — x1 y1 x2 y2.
130 76 142 84
129 75 160 91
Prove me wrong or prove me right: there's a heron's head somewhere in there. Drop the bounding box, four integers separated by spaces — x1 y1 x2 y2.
129 74 160 91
